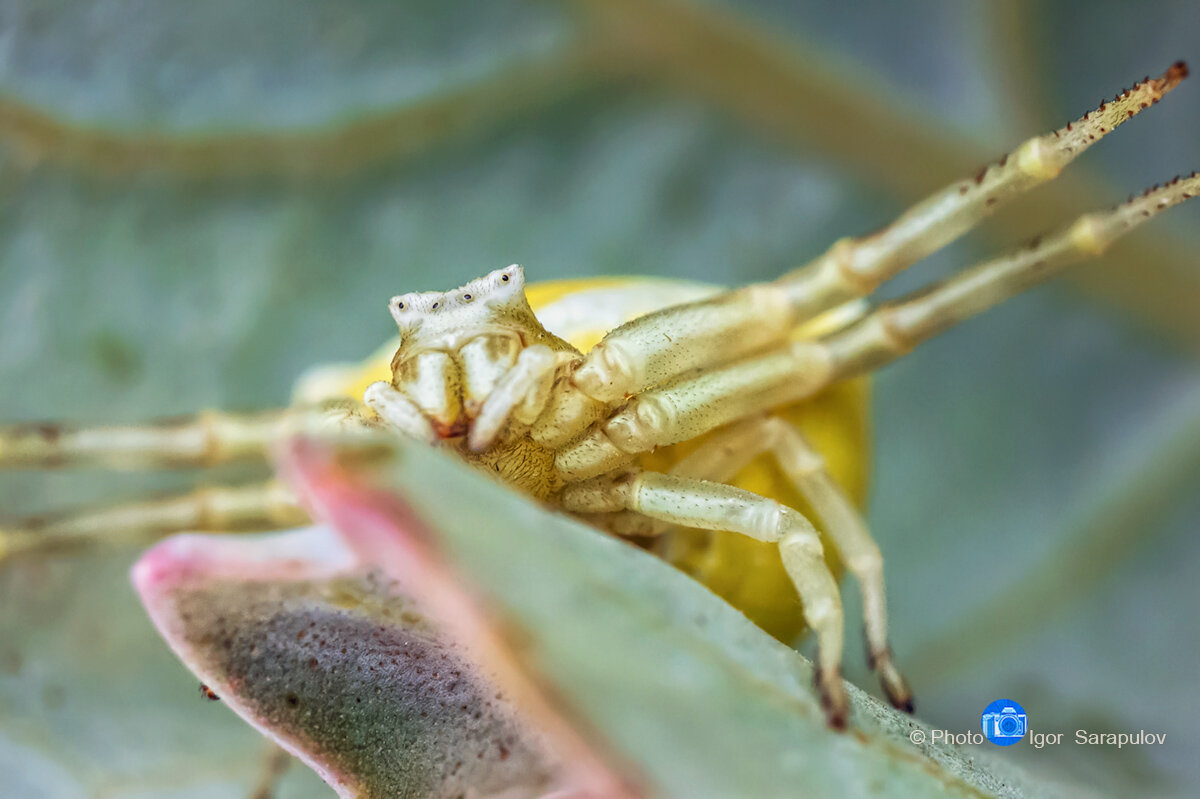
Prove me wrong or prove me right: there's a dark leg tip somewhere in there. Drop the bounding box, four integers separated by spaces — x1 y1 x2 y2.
871 644 915 715
889 692 915 715
814 667 849 731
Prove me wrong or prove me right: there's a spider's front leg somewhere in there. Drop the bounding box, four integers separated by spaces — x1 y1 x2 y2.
562 63 1187 412
556 173 1200 481
562 470 851 727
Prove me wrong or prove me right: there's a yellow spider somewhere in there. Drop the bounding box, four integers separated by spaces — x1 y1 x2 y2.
0 62 1194 730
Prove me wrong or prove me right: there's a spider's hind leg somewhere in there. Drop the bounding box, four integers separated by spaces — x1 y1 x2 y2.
563 470 851 728
0 402 372 561
0 401 374 471
669 416 912 712
764 420 912 712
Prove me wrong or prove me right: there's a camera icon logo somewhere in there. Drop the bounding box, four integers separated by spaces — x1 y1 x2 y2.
981 699 1028 745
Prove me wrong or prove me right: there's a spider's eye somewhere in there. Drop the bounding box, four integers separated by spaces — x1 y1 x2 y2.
463 293 472 301
501 274 510 283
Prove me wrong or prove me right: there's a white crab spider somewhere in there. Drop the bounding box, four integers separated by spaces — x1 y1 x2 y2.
1 62 1195 729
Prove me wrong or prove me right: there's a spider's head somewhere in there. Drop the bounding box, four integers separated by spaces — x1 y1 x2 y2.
382 265 572 439
387 265 542 349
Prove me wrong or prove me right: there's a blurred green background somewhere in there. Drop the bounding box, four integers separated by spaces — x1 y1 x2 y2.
1 0 1198 796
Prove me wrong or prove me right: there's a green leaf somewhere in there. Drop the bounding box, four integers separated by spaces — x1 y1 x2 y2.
284 435 1089 799
131 527 563 799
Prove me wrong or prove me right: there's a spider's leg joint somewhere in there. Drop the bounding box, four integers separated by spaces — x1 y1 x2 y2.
1067 214 1107 257
826 236 884 296
556 396 678 482
559 471 638 513
528 379 608 450
1014 137 1061 181
553 427 635 482
571 339 644 405
603 396 674 454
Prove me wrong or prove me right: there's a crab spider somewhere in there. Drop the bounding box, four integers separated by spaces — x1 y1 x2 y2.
1 62 1196 729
